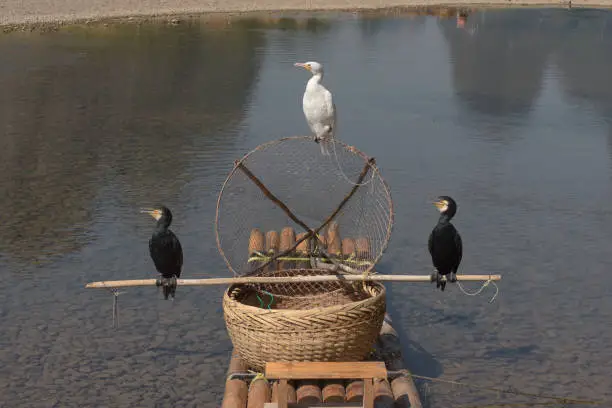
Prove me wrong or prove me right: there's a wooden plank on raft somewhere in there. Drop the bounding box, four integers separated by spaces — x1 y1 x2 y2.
265 362 387 381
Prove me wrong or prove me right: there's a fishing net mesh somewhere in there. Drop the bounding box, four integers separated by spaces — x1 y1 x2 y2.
215 136 393 301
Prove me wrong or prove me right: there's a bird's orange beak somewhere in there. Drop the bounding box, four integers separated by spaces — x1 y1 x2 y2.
140 208 162 220
294 62 311 72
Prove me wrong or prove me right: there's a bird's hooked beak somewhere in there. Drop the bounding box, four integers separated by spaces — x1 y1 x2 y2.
294 62 311 72
432 199 448 212
140 208 162 221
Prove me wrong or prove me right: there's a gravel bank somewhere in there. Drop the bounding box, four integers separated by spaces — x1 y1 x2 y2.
2 0 611 28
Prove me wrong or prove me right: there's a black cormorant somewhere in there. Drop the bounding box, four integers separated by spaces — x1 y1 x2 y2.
141 206 183 300
428 196 463 291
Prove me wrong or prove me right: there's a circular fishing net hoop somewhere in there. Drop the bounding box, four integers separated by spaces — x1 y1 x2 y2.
215 136 394 280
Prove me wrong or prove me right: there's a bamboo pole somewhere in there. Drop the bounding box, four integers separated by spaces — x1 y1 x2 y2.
247 378 270 408
379 313 422 408
373 378 394 408
326 222 342 256
345 380 364 403
296 380 322 404
222 350 249 408
321 381 345 403
279 228 296 270
85 274 501 289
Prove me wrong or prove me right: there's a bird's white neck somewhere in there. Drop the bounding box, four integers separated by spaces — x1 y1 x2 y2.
307 73 323 88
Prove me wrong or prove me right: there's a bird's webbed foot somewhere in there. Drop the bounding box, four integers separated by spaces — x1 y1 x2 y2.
449 272 457 283
314 135 321 143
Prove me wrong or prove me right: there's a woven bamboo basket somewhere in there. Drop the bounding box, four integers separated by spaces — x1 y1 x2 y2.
223 269 386 371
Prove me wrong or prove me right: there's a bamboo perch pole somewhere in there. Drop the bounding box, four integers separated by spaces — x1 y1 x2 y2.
85 274 501 289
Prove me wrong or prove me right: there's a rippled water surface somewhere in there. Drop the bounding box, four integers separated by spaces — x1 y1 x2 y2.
1 8 612 407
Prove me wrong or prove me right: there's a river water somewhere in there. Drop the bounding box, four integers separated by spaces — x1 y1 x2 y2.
1 7 611 407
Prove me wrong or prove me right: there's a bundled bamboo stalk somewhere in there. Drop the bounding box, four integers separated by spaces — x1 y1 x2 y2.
326 222 342 257
373 378 395 408
379 314 422 408
279 228 296 270
265 230 280 272
247 378 270 408
296 380 322 404
270 381 297 405
222 351 249 408
321 380 345 403
345 380 364 403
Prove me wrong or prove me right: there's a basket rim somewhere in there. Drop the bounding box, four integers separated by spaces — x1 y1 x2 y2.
214 135 395 277
222 280 386 316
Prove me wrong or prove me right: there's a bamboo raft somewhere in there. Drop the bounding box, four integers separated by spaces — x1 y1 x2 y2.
84 223 500 407
221 227 423 408
221 313 422 408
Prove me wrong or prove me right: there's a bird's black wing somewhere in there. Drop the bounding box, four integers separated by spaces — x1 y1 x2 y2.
428 229 434 256
149 230 183 278
170 230 183 278
453 227 463 271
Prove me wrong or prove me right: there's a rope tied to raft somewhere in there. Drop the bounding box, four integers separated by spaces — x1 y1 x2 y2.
248 370 269 391
388 370 610 406
455 274 499 303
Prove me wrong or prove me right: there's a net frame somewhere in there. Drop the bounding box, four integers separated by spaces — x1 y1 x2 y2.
215 135 394 277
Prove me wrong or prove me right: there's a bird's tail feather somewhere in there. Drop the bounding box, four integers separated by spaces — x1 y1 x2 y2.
439 280 446 291
162 278 177 300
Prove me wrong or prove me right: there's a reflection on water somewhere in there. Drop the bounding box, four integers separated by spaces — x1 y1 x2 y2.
1 9 612 407
0 22 264 264
440 10 554 121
